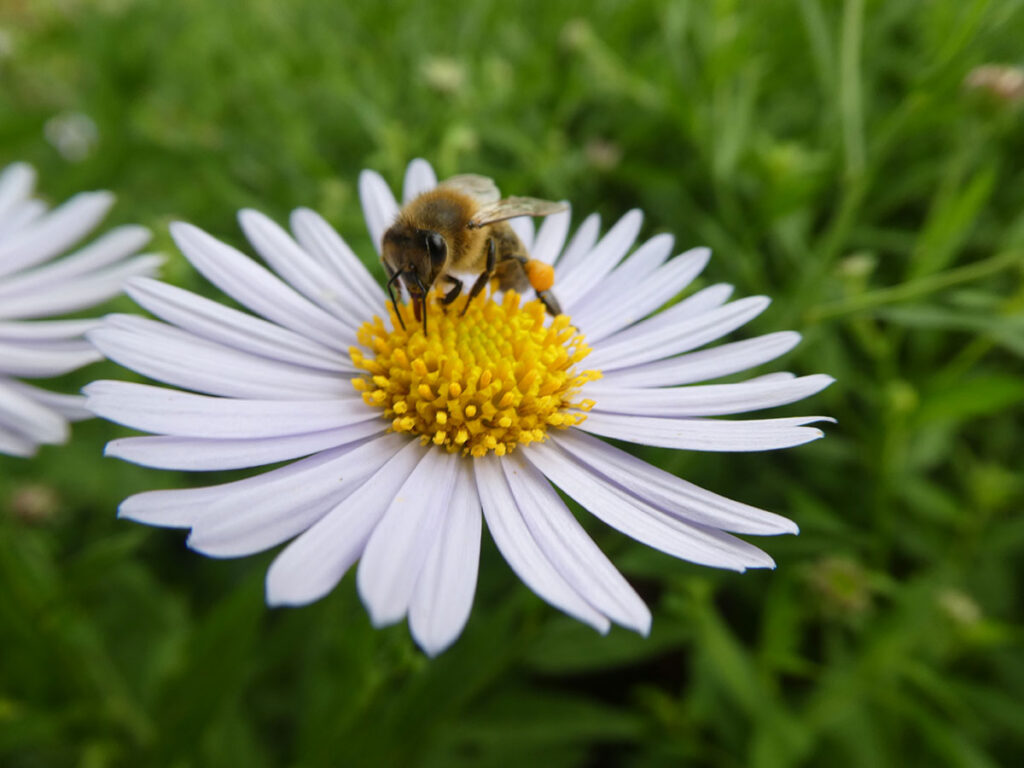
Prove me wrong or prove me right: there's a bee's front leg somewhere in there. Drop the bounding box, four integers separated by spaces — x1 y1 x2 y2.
462 237 496 316
440 274 463 306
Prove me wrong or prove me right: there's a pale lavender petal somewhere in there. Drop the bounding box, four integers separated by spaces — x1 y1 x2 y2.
474 455 610 633
558 210 643 309
184 434 406 556
531 207 571 265
87 317 351 399
0 425 36 456
238 209 364 333
596 283 735 350
409 460 483 655
0 341 101 378
600 331 800 388
0 191 113 278
403 158 438 203
358 169 400 256
105 420 386 471
587 374 835 417
746 372 797 383
502 453 650 634
588 296 771 371
125 277 347 373
84 379 371 438
289 208 387 318
0 200 46 239
549 430 798 535
0 379 68 445
0 163 36 220
0 225 150 299
0 319 100 341
0 255 163 320
358 449 459 626
574 248 711 342
576 412 832 451
266 440 426 606
523 440 777 570
2 380 91 421
169 222 351 352
567 233 674 323
552 212 600 273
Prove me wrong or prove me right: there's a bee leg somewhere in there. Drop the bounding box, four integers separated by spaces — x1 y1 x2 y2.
537 289 562 316
440 274 463 306
462 237 496 316
384 266 406 331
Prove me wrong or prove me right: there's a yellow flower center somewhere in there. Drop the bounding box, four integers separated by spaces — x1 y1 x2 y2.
350 290 600 457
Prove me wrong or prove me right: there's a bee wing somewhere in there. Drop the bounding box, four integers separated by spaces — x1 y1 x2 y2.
468 196 569 228
437 174 501 204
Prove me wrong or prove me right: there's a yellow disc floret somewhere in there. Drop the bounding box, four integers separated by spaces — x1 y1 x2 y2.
350 290 600 457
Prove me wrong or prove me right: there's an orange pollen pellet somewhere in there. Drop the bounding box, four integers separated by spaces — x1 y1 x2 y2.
525 259 556 293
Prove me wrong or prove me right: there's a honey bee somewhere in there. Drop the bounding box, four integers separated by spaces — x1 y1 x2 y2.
381 174 568 331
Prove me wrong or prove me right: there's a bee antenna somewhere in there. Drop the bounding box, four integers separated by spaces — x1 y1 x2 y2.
412 273 429 334
386 271 406 331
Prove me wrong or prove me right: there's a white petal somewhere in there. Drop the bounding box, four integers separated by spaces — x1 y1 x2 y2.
567 233 674 324
0 225 150 300
0 341 101 377
0 319 100 342
238 209 365 333
558 210 643 310
0 378 68 445
531 207 571 265
474 455 610 633
502 453 650 634
0 200 47 239
0 424 37 456
587 374 835 417
1 380 91 421
289 208 387 319
85 380 373 438
409 459 483 655
105 420 385 471
552 212 600 273
549 430 797 535
576 412 833 451
0 191 113 279
601 331 800 388
357 448 459 626
523 440 776 570
507 217 535 253
575 247 711 342
125 277 347 372
358 169 400 256
596 283 735 349
0 163 36 221
169 222 352 352
266 439 426 606
588 296 771 371
403 158 438 203
0 255 163 320
87 317 351 400
184 433 406 556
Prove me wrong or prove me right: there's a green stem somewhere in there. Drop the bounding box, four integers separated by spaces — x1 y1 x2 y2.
806 249 1024 321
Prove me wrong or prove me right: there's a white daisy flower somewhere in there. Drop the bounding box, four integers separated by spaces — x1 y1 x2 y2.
85 159 832 656
0 162 158 457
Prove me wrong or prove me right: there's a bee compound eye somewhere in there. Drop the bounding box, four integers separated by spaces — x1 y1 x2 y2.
425 231 447 266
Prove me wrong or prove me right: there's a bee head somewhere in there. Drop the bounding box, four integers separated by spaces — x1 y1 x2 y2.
382 225 449 331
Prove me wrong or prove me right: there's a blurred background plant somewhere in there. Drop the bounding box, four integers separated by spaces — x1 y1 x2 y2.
1 0 1022 766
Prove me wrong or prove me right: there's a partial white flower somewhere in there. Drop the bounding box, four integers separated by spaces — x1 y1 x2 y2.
86 159 832 656
0 162 158 457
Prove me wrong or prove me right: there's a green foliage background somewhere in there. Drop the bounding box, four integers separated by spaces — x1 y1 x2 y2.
2 0 1023 765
